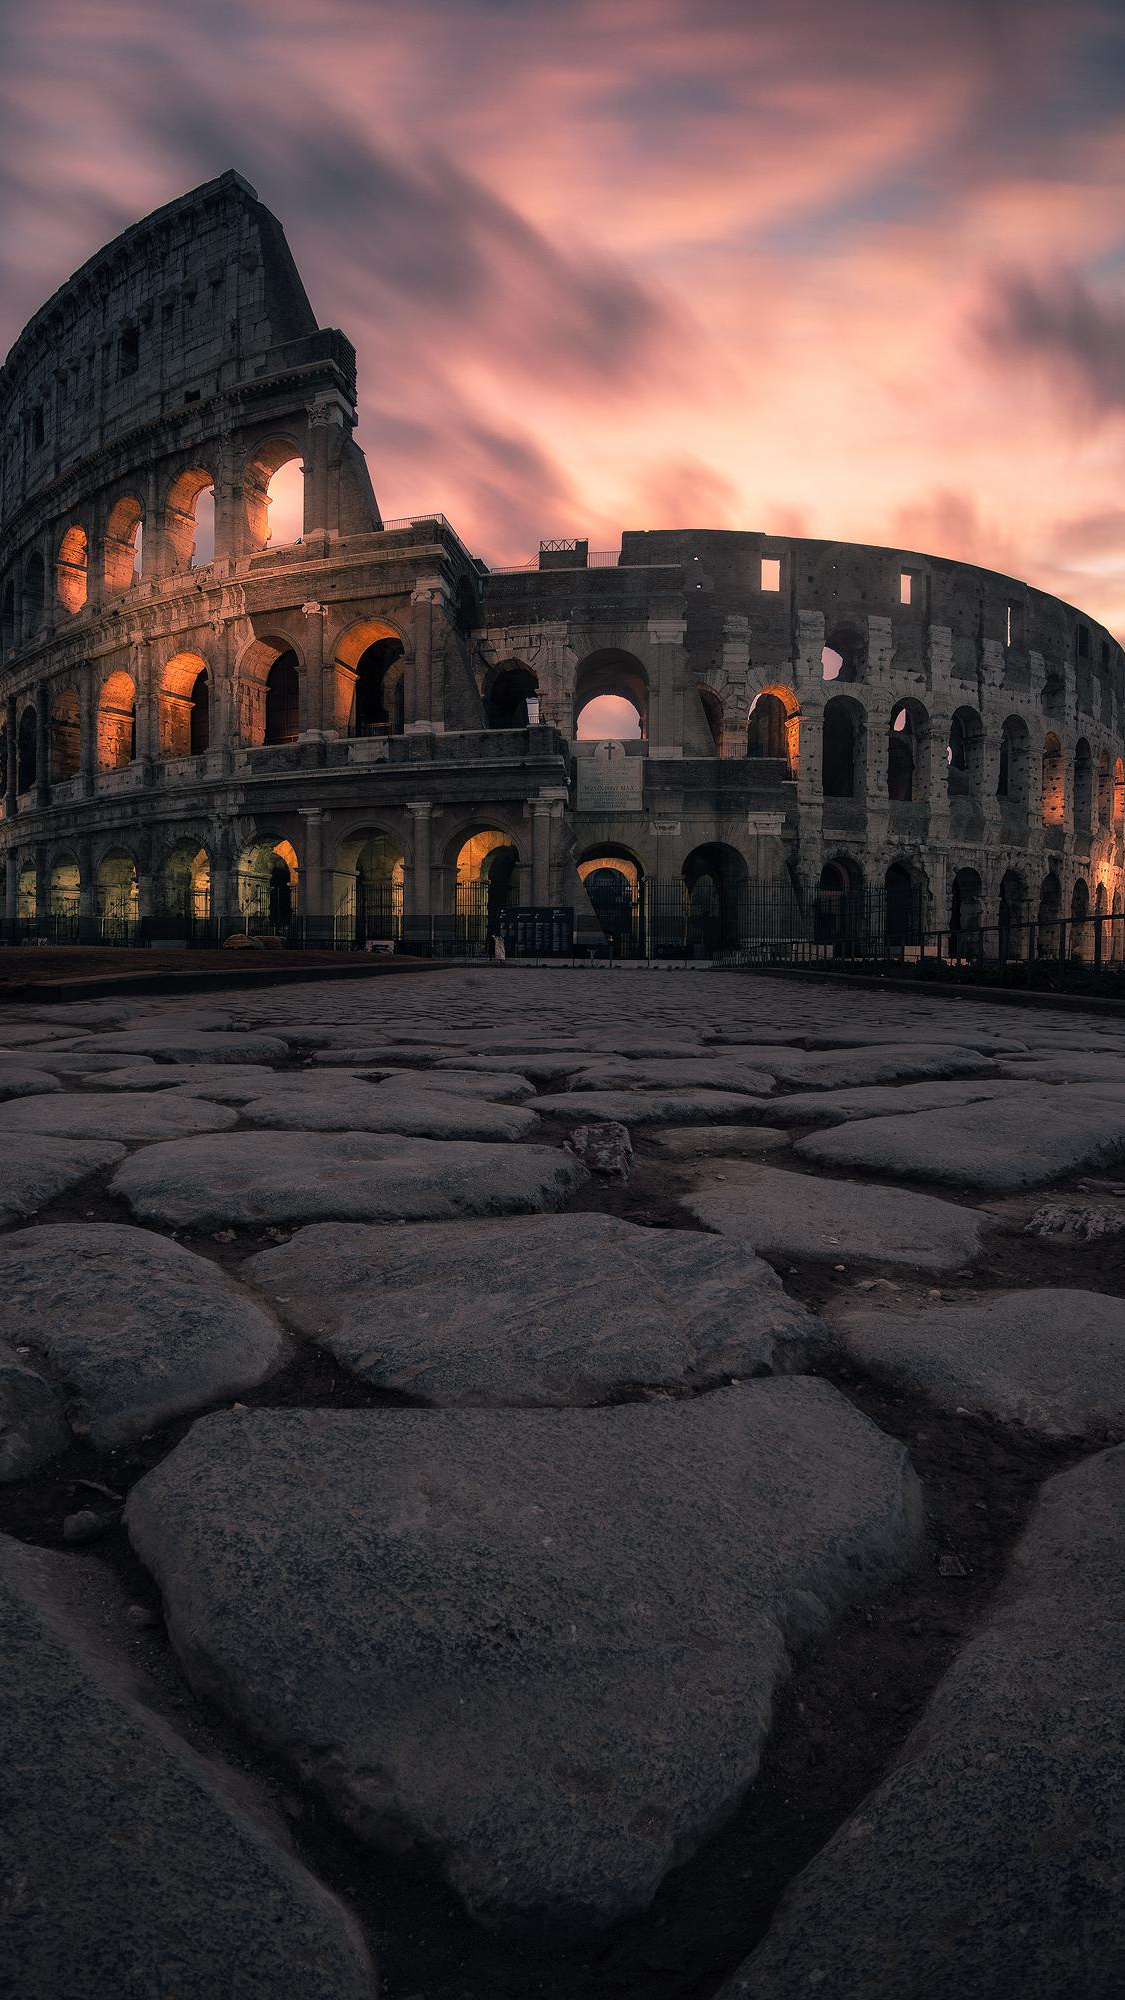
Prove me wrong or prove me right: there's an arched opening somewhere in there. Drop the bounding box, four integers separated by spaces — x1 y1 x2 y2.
333 830 405 946
1098 752 1112 832
237 838 299 934
1 579 14 653
157 841 211 921
1073 740 1094 834
822 696 863 798
96 849 139 934
885 862 922 944
190 670 210 754
747 689 798 772
822 625 865 683
97 672 136 771
104 497 143 594
50 687 80 781
578 848 643 955
887 701 927 802
997 715 1030 815
1042 672 1065 722
699 688 724 757
50 853 81 920
1113 892 1124 964
1041 733 1065 825
486 664 539 731
949 867 983 960
158 653 210 759
243 441 304 552
453 828 522 948
265 652 301 745
1036 872 1062 958
16 705 37 793
998 870 1026 958
574 650 648 739
814 856 864 947
56 526 88 614
1095 880 1109 960
24 552 45 635
355 638 406 736
17 860 36 920
165 467 216 570
1070 877 1092 962
946 707 983 798
682 842 748 956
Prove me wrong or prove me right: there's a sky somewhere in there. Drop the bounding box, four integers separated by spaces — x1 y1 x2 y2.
3 0 1125 631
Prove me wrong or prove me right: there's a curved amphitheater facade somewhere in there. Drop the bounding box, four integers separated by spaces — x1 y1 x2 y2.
1 170 1122 957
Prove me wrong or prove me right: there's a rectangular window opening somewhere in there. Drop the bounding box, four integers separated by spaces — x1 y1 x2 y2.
1006 603 1013 647
760 556 781 592
118 326 140 379
899 571 912 606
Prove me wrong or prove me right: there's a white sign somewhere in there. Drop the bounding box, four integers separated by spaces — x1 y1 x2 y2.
577 742 644 814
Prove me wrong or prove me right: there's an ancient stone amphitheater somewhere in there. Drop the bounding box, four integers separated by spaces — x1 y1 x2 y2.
2 169 1122 957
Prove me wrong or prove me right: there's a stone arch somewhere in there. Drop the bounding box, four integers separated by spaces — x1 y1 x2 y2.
1037 871 1062 957
331 618 407 737
56 524 88 614
885 860 923 943
998 868 1027 954
155 839 211 919
697 686 724 756
49 850 81 917
1070 876 1092 962
947 706 983 797
578 844 644 954
447 822 524 939
682 841 748 955
748 685 799 772
158 652 210 759
49 685 80 780
1042 672 1065 722
949 866 984 959
103 495 143 594
814 854 864 945
887 699 929 803
16 704 37 793
1073 739 1094 834
237 835 299 931
485 662 539 731
1098 750 1113 831
164 466 217 570
16 855 36 919
1041 732 1065 826
822 695 864 798
332 827 406 944
574 649 648 739
97 670 136 771
96 847 139 927
997 714 1030 812
236 633 304 747
242 436 304 552
822 623 865 683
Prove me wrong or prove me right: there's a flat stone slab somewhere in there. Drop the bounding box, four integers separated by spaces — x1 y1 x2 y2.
758 1079 1026 1129
650 1126 792 1157
683 1162 984 1272
0 1137 126 1228
536 1089 774 1126
434 1053 605 1082
66 1029 290 1064
112 1132 587 1229
835 1288 1125 1441
239 1088 540 1142
1000 1053 1125 1084
0 1225 288 1447
96 1063 287 1097
14 1051 161 1076
749 1044 998 1090
375 1068 536 1102
247 1214 824 1405
0 1340 69 1480
0 1534 376 1999
796 1096 1125 1190
126 1383 922 1935
0 1091 238 1144
0 1060 62 1100
719 1444 1125 2000
567 1060 777 1094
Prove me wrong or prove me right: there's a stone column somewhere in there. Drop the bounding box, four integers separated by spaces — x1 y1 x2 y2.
301 601 327 734
35 682 49 809
531 797 552 905
34 846 50 928
133 651 155 778
80 665 97 797
299 807 328 939
407 800 433 916
4 849 18 922
5 693 17 818
77 837 95 925
647 616 687 759
302 400 345 540
408 584 434 731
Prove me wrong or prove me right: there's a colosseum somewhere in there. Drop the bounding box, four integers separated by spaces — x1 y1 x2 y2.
1 168 1122 962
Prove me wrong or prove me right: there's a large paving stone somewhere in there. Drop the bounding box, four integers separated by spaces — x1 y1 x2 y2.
66 1029 290 1064
684 1162 984 1272
239 1088 540 1141
96 1062 289 1097
0 1340 69 1480
247 1214 824 1405
374 1067 536 1101
126 1383 922 1935
434 1052 606 1082
0 1534 376 1999
15 1050 161 1076
757 1078 1029 1129
718 1444 1125 2000
796 1096 1125 1190
567 1059 777 1094
0 1136 126 1228
1001 1052 1125 1084
113 1131 587 1229
0 1091 239 1144
0 1059 62 1100
836 1288 1125 1441
536 1089 773 1126
752 1044 998 1089
0 1225 288 1447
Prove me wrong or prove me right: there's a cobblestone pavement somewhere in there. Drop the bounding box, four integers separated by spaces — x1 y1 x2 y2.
4 966 1125 1999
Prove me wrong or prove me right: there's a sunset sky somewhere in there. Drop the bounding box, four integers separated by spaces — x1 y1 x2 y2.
3 0 1125 630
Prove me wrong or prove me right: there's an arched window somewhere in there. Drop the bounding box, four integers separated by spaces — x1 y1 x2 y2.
243 441 304 551
50 854 81 917
573 650 648 739
998 870 1026 954
997 716 1030 809
1097 751 1112 831
158 654 210 760
104 497 143 594
486 665 539 731
355 638 407 736
56 526 88 614
1073 740 1093 834
949 868 983 959
1070 877 1092 962
888 703 927 802
237 839 299 932
50 687 80 780
747 692 787 761
885 862 921 944
190 670 210 755
822 697 862 798
332 830 405 946
97 672 137 771
1037 873 1062 957
822 625 865 683
699 688 724 756
16 705 37 793
946 708 982 798
165 468 216 570
264 652 300 744
1041 733 1065 825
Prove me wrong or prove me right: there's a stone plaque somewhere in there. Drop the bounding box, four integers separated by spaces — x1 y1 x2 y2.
577 743 643 814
